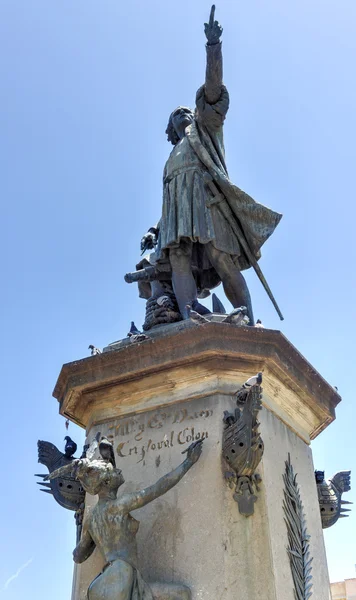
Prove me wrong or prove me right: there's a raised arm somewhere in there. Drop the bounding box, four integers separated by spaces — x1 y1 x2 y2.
204 5 223 105
118 441 203 513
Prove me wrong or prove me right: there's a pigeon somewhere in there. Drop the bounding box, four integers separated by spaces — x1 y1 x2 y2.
240 373 263 390
127 321 148 341
235 372 263 401
88 344 102 356
222 307 250 326
255 319 264 328
129 333 149 343
186 304 210 324
64 436 77 458
65 419 69 430
127 321 142 337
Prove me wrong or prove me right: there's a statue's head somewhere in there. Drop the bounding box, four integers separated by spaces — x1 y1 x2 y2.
79 462 125 496
166 106 195 145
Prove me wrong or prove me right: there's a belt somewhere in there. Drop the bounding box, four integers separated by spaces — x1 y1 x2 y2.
164 165 205 185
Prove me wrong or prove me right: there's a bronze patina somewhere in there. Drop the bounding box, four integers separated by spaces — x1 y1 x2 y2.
48 437 203 600
223 373 264 516
130 6 282 327
315 470 352 528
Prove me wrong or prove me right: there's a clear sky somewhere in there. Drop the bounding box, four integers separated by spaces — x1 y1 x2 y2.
0 1 355 598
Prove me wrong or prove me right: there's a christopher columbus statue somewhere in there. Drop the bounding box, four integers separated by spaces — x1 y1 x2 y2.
138 6 282 325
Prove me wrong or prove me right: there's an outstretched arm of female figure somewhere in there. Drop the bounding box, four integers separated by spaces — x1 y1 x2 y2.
117 442 203 513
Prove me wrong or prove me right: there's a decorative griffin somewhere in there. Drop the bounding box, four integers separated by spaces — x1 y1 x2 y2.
35 440 85 512
222 373 264 516
315 470 352 528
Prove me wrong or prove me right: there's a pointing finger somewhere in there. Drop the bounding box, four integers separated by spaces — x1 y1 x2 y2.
209 5 215 28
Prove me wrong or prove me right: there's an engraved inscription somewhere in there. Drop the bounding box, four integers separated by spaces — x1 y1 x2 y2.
108 408 213 440
117 427 209 465
106 407 213 465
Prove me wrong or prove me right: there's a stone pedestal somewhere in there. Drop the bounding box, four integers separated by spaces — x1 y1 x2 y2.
53 322 340 600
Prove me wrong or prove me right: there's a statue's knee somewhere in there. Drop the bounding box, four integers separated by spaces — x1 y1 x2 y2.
170 246 190 262
212 252 232 273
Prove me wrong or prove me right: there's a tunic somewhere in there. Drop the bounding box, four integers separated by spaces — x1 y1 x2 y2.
156 83 282 274
159 132 242 257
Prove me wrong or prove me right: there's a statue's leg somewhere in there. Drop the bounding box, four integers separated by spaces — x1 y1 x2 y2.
169 240 197 320
205 243 254 325
87 560 134 600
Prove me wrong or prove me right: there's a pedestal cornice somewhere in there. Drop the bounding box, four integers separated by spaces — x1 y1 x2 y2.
53 322 340 442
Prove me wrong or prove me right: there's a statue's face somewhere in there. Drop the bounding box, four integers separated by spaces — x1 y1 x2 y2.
171 107 194 138
78 462 125 496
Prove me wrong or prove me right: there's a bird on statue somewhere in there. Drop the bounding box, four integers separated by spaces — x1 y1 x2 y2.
127 321 142 336
241 373 263 390
255 319 264 328
64 436 78 459
222 306 250 326
186 304 210 324
235 372 263 401
88 344 102 356
127 321 148 342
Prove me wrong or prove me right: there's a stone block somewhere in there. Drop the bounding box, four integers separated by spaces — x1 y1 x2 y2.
53 323 339 600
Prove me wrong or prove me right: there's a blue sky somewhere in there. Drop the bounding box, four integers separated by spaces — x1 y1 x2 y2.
1 1 355 598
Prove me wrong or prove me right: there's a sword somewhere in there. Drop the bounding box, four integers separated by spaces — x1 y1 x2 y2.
203 173 284 321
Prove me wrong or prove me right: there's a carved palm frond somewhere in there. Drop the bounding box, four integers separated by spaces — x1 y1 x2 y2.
283 455 313 600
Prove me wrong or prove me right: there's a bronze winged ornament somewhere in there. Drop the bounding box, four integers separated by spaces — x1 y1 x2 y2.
315 470 352 528
222 373 264 516
35 439 86 542
36 440 85 511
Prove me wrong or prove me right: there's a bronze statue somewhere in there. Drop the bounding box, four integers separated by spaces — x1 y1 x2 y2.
315 470 352 528
139 6 282 325
223 373 264 516
48 437 203 600
36 438 86 543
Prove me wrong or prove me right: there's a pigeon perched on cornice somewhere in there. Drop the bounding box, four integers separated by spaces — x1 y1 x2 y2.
88 344 102 356
235 373 263 401
186 304 210 324
222 306 249 326
127 321 148 342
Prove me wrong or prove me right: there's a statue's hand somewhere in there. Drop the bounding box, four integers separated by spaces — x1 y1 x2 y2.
183 439 204 464
140 228 158 255
204 5 223 45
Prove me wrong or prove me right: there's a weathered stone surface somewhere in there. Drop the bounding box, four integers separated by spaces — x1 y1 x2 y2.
53 323 340 443
70 394 331 600
56 324 338 599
